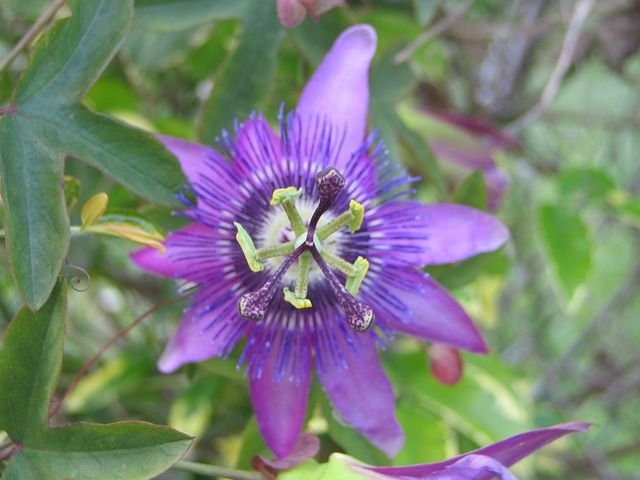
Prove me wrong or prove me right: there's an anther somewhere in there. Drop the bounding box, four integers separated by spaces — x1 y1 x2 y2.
310 248 374 332
238 248 303 320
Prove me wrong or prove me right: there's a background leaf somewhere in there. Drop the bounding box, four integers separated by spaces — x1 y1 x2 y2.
134 0 248 32
199 1 284 141
538 203 592 302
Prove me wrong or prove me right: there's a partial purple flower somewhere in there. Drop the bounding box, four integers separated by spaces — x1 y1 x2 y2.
339 422 591 479
277 0 345 28
131 25 509 459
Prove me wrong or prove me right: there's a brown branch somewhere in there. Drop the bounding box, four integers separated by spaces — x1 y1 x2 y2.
394 0 476 63
0 0 67 76
505 0 595 134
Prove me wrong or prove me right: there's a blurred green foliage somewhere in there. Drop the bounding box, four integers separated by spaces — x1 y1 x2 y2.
1 0 640 479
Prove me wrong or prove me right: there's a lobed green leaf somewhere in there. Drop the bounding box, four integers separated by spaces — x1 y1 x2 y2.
0 0 186 309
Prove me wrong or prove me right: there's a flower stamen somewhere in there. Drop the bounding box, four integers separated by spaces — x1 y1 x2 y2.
235 167 374 330
239 247 304 320
271 187 306 236
235 222 264 272
310 247 374 332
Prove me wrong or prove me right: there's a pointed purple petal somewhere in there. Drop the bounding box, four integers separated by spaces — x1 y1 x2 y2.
158 308 246 373
252 433 320 473
296 25 376 169
156 134 227 184
359 422 591 478
250 344 312 459
363 267 488 354
317 332 404 457
425 454 518 480
130 224 215 278
416 204 508 264
366 203 508 267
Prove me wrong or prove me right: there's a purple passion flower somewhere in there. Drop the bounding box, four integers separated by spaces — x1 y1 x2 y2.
132 25 509 459
338 422 590 479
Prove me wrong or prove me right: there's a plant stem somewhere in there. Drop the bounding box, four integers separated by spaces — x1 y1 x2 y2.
174 460 261 480
394 0 476 63
505 0 595 134
0 0 67 76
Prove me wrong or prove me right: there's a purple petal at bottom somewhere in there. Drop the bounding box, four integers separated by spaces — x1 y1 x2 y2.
317 331 404 457
249 344 312 459
426 455 517 480
358 422 590 479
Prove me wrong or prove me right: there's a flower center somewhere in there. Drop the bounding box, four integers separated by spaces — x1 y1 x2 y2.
234 167 373 332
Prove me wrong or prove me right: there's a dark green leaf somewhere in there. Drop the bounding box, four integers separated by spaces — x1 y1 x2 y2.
0 279 193 479
0 0 186 309
0 280 66 440
4 423 192 480
200 1 284 141
538 203 592 301
135 0 249 32
0 115 69 311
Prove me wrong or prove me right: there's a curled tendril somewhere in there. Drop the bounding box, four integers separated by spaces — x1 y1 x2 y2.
62 263 92 292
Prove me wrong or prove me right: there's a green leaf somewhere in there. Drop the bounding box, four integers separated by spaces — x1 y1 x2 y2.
394 404 448 465
200 1 284 142
0 279 193 479
168 376 221 437
369 47 447 196
135 0 249 32
557 166 617 205
451 170 488 210
413 0 439 26
0 0 185 309
0 280 67 440
538 203 592 302
0 116 69 310
385 351 532 446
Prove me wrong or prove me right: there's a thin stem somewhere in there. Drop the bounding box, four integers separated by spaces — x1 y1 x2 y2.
0 0 67 76
174 460 261 480
49 294 189 418
505 0 595 134
394 0 476 63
